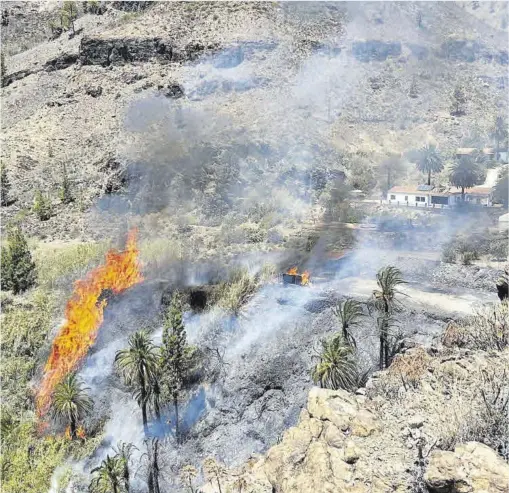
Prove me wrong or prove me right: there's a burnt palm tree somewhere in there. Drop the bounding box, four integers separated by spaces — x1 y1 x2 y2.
372 266 406 369
415 144 443 186
332 299 364 347
90 455 124 493
113 441 136 492
51 373 92 440
311 335 357 391
115 331 159 436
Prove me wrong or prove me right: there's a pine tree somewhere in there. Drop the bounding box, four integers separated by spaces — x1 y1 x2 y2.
161 292 189 444
451 84 467 116
59 162 73 204
61 1 78 33
33 190 53 221
1 226 37 294
1 165 11 206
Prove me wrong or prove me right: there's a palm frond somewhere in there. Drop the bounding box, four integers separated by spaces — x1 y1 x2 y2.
312 335 358 391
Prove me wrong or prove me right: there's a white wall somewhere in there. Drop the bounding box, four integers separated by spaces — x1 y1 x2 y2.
387 192 429 205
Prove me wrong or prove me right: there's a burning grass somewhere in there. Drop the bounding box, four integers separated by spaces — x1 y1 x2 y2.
36 230 143 420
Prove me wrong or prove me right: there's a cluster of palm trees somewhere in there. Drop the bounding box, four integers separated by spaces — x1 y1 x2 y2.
411 121 507 200
114 292 194 442
312 265 406 392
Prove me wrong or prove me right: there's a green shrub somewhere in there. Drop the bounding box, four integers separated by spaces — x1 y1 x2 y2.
59 162 73 204
1 226 37 294
218 267 260 315
33 190 53 221
33 241 109 289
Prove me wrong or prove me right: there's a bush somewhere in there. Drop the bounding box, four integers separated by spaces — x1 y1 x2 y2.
240 223 266 243
33 241 109 289
1 164 11 206
33 190 53 221
218 267 260 315
1 226 37 294
443 302 509 351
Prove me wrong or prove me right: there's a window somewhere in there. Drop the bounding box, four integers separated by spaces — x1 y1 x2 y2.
404 196 408 201
390 194 396 200
415 196 426 202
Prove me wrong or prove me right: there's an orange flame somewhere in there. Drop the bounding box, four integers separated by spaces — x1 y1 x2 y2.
286 267 310 285
77 425 86 440
65 426 71 440
37 229 143 420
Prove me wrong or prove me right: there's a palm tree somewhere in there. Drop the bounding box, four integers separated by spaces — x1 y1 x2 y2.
90 455 124 493
113 442 136 492
331 299 364 347
311 335 357 391
449 155 485 201
203 458 226 493
372 266 406 369
415 144 443 186
180 464 198 493
115 331 159 436
51 373 92 439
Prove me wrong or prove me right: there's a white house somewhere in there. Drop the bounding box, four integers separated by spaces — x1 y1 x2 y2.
387 184 493 207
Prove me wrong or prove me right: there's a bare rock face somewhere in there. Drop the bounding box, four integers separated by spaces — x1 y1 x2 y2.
425 442 509 493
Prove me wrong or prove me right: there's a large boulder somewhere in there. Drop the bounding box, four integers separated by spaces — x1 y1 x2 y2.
425 442 509 493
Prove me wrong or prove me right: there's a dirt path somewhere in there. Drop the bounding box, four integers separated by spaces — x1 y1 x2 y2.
333 277 497 315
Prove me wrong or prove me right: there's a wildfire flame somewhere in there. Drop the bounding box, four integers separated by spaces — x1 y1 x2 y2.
286 267 310 285
37 230 143 420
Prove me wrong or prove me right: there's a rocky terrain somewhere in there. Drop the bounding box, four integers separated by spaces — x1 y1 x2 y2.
1 3 508 493
200 345 509 492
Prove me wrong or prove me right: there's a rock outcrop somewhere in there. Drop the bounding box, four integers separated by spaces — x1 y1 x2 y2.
201 348 509 493
425 442 509 493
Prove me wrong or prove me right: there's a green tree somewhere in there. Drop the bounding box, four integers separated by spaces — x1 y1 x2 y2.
115 331 159 436
493 166 508 205
90 455 124 493
449 156 485 200
33 189 53 220
414 144 443 185
491 116 508 161
372 266 406 369
51 373 92 440
61 1 78 33
311 335 357 390
331 299 364 347
161 292 191 444
1 226 36 294
451 84 467 116
59 162 73 204
1 164 11 206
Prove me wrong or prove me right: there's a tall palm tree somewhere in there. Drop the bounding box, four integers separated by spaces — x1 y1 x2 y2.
90 455 124 493
115 331 159 436
51 373 92 440
331 299 364 347
311 335 357 391
449 155 485 200
372 266 406 369
415 144 443 185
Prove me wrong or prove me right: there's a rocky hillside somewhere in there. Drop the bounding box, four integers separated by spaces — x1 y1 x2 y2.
1 1 508 245
201 344 509 493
